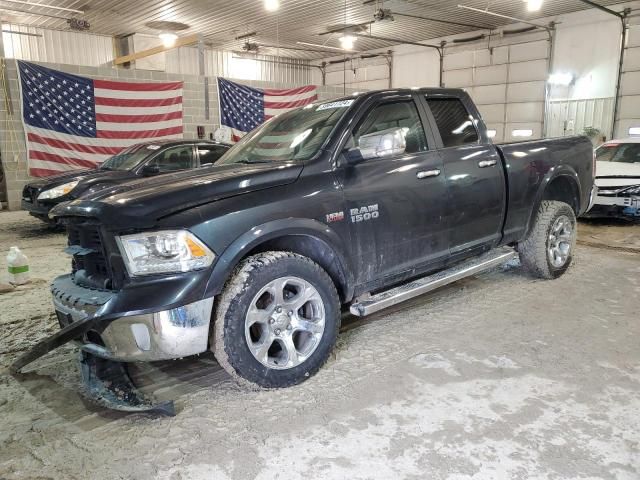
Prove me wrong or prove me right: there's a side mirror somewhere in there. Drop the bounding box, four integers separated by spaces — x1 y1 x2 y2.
357 127 407 160
141 164 160 176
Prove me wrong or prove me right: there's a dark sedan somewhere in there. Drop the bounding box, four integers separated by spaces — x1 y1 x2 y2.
22 140 231 223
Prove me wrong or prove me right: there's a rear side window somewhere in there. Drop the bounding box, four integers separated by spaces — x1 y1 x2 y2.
147 145 195 172
197 145 229 166
426 97 479 148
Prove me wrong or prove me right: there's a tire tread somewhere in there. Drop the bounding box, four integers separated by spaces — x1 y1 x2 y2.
212 251 340 388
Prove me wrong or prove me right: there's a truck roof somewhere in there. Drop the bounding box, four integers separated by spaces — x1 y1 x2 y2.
135 139 233 148
327 87 468 104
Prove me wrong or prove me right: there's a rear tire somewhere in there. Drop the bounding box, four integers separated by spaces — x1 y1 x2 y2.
518 200 577 279
212 251 340 388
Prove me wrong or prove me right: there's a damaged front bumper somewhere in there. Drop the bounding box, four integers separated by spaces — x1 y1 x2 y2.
11 274 215 414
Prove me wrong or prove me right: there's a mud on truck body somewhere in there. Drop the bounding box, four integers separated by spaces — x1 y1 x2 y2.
12 88 596 414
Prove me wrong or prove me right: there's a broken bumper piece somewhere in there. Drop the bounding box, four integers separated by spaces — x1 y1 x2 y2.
79 351 175 416
11 274 215 414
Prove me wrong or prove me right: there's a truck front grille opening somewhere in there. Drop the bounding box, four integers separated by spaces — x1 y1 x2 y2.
65 219 113 290
85 330 105 347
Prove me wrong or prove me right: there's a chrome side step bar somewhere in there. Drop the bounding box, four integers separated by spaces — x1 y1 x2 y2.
349 247 518 317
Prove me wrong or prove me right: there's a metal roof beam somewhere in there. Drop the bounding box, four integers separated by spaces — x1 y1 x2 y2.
576 0 624 19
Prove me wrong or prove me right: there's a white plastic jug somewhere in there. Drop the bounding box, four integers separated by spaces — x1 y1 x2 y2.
7 246 30 285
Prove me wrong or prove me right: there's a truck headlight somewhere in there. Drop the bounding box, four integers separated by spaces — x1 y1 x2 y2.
37 180 79 200
116 230 215 276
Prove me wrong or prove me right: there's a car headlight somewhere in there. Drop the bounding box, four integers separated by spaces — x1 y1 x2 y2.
37 180 79 200
623 185 640 195
116 230 215 276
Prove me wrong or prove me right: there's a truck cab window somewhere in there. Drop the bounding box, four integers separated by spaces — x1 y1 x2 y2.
147 146 195 172
354 101 428 154
426 97 479 148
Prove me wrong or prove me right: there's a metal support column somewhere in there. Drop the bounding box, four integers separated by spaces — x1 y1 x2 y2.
577 1 629 137
198 34 209 121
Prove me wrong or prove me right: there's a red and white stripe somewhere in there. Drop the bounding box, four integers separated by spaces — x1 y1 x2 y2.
264 85 317 119
229 85 317 142
26 79 183 177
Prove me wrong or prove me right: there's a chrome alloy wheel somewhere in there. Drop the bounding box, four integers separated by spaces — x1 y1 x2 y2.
244 276 326 370
547 214 573 268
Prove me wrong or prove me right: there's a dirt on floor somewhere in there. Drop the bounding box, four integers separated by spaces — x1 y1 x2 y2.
0 211 639 480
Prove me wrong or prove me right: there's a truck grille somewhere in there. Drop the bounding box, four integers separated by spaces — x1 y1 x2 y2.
64 218 113 290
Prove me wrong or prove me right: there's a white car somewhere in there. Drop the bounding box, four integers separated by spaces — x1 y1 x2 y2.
589 138 640 218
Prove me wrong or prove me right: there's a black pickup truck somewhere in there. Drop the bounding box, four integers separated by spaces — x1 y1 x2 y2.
13 88 595 414
21 140 231 223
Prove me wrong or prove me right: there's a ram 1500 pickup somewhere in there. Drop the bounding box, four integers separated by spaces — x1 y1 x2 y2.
12 88 596 414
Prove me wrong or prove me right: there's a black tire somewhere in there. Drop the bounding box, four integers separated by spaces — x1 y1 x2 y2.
518 200 577 279
212 251 341 388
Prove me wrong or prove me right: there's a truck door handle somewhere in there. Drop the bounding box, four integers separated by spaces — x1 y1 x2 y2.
478 159 497 168
416 169 441 179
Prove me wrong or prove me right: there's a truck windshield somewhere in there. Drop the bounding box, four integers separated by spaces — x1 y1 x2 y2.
215 99 354 165
595 143 640 163
100 144 158 171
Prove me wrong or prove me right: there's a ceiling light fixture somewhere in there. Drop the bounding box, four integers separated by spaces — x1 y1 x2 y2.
338 35 357 50
264 0 280 12
159 32 178 48
526 0 543 11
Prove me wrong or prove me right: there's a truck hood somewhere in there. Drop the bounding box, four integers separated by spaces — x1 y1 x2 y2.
51 162 303 227
596 161 640 188
27 168 134 194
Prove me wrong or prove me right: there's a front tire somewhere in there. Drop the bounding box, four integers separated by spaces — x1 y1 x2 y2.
518 200 577 279
212 251 340 388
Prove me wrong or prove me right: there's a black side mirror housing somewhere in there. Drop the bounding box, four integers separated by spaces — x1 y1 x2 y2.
343 147 365 165
141 164 160 176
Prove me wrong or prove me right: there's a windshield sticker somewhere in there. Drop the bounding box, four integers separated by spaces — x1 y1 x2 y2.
317 99 354 111
146 145 161 150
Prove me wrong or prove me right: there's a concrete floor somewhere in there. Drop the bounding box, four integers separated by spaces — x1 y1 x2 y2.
0 211 639 479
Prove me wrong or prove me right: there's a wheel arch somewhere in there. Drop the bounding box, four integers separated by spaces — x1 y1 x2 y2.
204 218 355 303
525 167 581 237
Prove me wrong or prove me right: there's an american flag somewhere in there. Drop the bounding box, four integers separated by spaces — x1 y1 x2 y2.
218 77 317 142
18 61 184 177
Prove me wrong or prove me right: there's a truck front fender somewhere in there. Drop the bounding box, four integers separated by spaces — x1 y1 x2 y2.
204 218 355 301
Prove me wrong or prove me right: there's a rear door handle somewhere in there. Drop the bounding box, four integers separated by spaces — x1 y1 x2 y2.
478 159 497 168
416 169 441 179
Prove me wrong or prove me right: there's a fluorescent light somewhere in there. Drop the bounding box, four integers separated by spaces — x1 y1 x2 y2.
548 72 573 86
339 35 357 50
159 32 178 48
264 0 280 11
526 0 543 12
629 127 640 136
512 129 533 138
487 129 497 138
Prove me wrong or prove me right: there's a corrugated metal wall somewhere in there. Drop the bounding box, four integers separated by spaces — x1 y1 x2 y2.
547 97 615 139
324 56 390 90
1 24 114 66
2 25 312 84
165 48 312 84
617 18 640 138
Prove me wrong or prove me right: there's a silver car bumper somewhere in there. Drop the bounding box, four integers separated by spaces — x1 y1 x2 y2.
52 278 214 362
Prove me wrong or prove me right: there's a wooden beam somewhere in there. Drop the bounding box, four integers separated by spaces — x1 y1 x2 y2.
113 34 199 66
